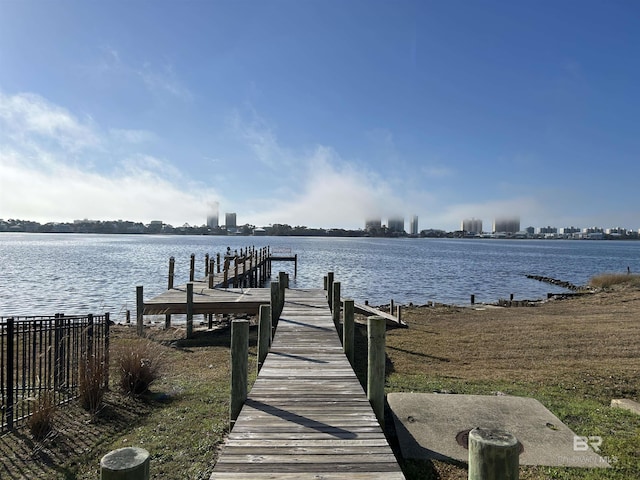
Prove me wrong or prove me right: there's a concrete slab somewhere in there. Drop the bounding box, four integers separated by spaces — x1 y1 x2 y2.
611 398 640 415
388 393 609 468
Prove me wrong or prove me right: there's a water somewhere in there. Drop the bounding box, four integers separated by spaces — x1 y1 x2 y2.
1 233 638 320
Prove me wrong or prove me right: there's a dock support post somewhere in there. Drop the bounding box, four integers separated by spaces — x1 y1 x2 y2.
230 319 249 429
397 305 402 325
168 257 175 289
165 259 173 328
468 427 519 480
257 304 272 374
390 299 394 315
234 261 239 288
327 272 334 306
217 253 221 273
189 253 195 282
100 446 150 480
368 315 386 428
294 254 298 277
343 299 354 365
270 281 285 327
136 286 144 337
471 294 475 305
186 283 194 339
205 254 209 277
279 271 288 290
332 281 341 328
209 259 215 288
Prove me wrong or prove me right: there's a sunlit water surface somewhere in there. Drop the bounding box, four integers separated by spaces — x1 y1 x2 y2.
1 233 638 320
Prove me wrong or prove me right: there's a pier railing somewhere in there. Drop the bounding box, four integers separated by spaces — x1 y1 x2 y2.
0 314 110 433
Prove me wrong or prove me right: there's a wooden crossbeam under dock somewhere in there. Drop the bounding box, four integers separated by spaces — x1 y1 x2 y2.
210 288 405 479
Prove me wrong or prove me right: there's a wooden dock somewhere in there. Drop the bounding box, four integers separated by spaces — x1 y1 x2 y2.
210 288 405 479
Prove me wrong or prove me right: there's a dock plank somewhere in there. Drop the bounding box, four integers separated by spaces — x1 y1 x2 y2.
210 288 405 479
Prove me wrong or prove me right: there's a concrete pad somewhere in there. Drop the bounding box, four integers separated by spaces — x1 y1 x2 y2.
388 393 609 468
611 398 640 415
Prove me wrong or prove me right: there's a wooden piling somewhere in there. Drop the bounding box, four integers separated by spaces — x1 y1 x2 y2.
217 253 221 273
100 446 150 480
209 259 215 288
471 294 475 305
397 305 402 325
294 253 298 277
230 319 249 429
367 315 386 427
205 253 209 277
189 253 195 282
327 272 334 306
257 304 272 374
332 281 341 327
136 286 144 337
168 256 175 289
390 299 394 315
186 283 194 339
343 299 355 365
270 281 283 324
468 427 519 480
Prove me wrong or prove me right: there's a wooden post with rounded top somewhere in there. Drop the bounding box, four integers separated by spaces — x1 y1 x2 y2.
468 427 519 480
100 446 149 480
327 272 334 306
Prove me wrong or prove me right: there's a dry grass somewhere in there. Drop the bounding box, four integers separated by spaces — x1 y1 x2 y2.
26 391 56 441
590 272 640 289
78 355 107 415
378 283 640 480
114 338 166 396
1 286 638 479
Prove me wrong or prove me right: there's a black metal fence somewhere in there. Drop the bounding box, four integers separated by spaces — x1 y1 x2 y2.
0 313 110 433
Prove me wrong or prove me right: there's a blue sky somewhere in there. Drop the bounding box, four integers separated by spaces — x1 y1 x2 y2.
1 0 639 231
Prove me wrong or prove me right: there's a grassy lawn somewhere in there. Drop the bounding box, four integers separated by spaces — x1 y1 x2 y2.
1 281 638 479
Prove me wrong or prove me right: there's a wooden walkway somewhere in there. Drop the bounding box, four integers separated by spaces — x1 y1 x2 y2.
210 288 405 479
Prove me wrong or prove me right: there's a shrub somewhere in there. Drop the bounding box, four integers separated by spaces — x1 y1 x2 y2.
27 391 56 441
78 354 106 415
115 339 165 396
589 273 640 289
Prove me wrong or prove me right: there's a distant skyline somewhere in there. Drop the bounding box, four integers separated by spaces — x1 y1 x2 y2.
1 1 640 231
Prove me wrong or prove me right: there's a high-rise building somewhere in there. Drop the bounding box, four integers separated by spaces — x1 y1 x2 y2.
387 216 405 234
207 201 219 228
493 217 520 234
461 218 483 234
409 215 419 235
365 218 382 231
225 213 237 229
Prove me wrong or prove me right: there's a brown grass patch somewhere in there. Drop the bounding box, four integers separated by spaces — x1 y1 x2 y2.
590 273 640 289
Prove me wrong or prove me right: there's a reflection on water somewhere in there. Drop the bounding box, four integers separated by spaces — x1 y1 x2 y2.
1 233 638 319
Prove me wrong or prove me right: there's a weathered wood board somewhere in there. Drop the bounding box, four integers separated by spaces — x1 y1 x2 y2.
210 288 405 479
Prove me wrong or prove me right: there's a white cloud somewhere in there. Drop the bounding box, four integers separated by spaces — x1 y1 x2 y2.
240 145 407 229
0 91 218 225
0 91 100 152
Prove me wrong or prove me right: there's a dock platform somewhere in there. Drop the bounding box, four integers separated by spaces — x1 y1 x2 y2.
210 288 405 479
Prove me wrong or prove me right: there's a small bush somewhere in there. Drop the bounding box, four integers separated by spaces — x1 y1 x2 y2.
27 391 56 441
78 354 106 415
590 273 640 289
115 339 165 396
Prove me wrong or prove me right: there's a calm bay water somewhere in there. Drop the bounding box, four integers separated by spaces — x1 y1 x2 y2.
1 233 639 320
